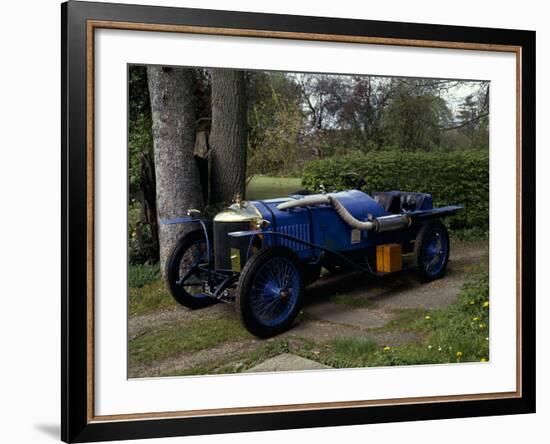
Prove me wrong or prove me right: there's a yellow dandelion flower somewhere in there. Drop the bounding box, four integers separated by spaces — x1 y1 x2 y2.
383 346 391 351
479 323 486 329
456 351 463 358
425 315 431 320
483 301 489 308
480 358 488 362
472 316 480 321
469 300 475 305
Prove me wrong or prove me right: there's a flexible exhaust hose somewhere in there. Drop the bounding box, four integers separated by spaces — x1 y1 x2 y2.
327 195 377 231
277 195 331 210
276 195 410 232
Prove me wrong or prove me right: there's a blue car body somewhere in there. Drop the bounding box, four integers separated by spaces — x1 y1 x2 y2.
229 190 460 261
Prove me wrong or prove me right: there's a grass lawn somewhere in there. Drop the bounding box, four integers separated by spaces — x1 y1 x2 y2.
129 279 175 316
129 317 251 366
246 175 303 200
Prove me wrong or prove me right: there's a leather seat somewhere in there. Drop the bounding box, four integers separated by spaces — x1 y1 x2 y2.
400 192 427 212
373 191 430 213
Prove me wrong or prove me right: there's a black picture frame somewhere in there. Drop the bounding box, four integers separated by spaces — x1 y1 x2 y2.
61 1 536 442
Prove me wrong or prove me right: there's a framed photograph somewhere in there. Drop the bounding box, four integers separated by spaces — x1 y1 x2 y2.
61 1 535 442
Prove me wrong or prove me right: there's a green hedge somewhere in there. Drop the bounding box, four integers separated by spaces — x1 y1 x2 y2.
302 150 489 230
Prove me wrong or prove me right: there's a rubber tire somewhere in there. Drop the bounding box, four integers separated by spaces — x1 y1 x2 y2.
236 246 304 338
414 219 450 282
165 229 216 309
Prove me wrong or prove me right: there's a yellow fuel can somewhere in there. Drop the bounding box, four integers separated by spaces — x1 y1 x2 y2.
376 244 403 273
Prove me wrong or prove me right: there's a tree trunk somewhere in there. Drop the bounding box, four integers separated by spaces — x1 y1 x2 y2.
147 67 203 274
139 150 159 262
209 69 247 203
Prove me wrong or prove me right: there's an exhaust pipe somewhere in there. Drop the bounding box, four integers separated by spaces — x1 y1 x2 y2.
277 195 410 232
374 214 411 232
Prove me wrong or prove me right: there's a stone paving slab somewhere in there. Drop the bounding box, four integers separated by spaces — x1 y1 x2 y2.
246 353 330 373
305 302 388 328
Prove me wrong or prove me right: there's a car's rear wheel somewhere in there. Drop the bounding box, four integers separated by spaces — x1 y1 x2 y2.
166 229 216 309
414 220 450 282
236 246 304 338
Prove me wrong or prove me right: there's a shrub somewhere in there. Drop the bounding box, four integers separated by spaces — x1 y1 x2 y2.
128 200 159 265
302 150 489 230
128 263 161 289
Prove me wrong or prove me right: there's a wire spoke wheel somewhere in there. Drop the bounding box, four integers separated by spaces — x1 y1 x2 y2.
414 220 450 282
250 257 300 326
166 230 215 309
178 240 208 296
237 246 304 338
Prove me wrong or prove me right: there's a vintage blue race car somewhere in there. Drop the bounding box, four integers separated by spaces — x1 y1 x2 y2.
163 179 462 338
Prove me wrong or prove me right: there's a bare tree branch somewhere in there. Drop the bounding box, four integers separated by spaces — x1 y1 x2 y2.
442 113 489 131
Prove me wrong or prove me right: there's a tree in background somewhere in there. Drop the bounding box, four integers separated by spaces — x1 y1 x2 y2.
329 76 392 151
209 69 248 203
381 80 452 151
295 74 342 159
147 66 204 273
452 83 489 149
247 72 306 176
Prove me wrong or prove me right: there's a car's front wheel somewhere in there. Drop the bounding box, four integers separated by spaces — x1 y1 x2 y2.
165 229 216 309
236 246 304 338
